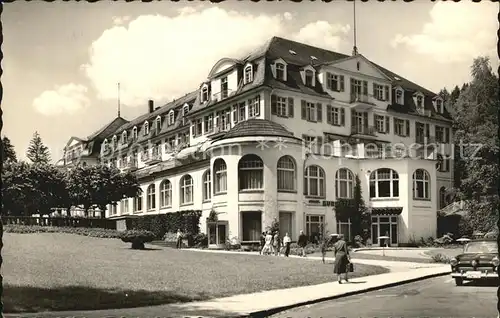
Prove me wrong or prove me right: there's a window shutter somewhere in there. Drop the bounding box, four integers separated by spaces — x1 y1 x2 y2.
301 100 307 119
288 97 294 118
326 105 332 124
363 81 368 95
415 122 419 139
326 72 331 89
385 116 390 133
363 112 368 128
384 86 390 101
445 127 450 143
340 76 345 91
372 83 376 99
406 120 411 137
271 94 277 115
191 123 195 136
394 118 398 134
425 123 430 137
233 105 238 123
317 136 323 146
340 108 345 126
349 77 353 95
316 103 322 122
351 111 356 129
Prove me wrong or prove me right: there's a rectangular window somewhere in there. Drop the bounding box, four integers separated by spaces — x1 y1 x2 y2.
326 105 345 126
394 118 409 137
395 90 403 104
306 102 316 121
133 195 143 212
120 199 129 214
375 115 390 133
336 218 352 242
276 63 285 80
204 115 213 134
242 212 262 242
276 96 287 117
248 96 260 118
194 118 202 137
221 77 228 99
373 83 388 101
306 215 325 243
326 73 345 92
239 102 246 121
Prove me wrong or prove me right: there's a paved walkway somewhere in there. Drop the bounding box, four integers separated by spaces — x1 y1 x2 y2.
5 248 450 318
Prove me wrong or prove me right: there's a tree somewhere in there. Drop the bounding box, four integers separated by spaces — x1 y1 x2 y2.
26 131 51 164
65 165 95 216
1 136 17 163
450 85 460 105
453 56 499 231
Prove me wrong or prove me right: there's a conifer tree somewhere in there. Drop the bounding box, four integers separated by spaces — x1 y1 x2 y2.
26 131 51 164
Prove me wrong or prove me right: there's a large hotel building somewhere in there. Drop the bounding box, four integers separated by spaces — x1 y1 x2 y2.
58 37 454 247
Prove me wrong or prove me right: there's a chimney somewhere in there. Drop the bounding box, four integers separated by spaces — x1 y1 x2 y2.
148 100 154 113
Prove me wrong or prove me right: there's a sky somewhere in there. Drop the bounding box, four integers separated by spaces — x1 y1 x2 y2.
2 1 498 162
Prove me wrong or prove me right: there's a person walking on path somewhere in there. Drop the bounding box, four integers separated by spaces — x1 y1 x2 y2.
259 232 266 255
297 230 308 257
261 231 273 255
332 234 351 283
176 229 183 249
283 232 292 257
273 231 281 256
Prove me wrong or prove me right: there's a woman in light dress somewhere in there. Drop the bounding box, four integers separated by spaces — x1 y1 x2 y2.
261 231 274 255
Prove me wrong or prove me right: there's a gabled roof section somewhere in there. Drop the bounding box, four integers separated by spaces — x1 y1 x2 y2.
321 54 394 82
87 116 129 141
208 58 243 79
64 136 84 149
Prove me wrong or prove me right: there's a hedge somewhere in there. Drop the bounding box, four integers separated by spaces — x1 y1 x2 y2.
127 210 202 240
4 224 122 238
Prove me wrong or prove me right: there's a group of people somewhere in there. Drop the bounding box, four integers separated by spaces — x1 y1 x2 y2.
259 230 352 284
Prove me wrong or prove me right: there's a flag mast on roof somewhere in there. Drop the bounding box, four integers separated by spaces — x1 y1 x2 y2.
352 0 359 56
117 82 121 117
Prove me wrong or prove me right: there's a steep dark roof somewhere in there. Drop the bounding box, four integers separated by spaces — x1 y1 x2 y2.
221 119 297 140
87 116 129 141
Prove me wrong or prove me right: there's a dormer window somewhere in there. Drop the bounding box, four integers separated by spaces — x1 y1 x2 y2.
275 63 285 81
155 116 162 132
183 105 189 116
132 126 138 140
143 121 149 136
121 131 128 144
201 85 209 102
436 98 444 113
244 65 253 84
112 135 118 149
168 110 175 125
102 139 109 151
395 88 404 105
415 93 424 113
305 69 314 87
220 77 228 99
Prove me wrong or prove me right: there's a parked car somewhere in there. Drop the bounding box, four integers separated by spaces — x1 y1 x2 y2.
450 238 499 286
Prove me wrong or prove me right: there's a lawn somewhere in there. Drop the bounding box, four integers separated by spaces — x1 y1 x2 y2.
2 233 388 313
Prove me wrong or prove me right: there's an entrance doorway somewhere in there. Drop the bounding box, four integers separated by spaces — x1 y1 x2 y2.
207 221 227 247
241 211 262 242
371 215 398 246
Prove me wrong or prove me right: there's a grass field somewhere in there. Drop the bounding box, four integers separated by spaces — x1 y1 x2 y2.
2 233 388 313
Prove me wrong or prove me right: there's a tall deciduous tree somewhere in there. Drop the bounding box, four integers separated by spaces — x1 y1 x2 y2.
26 131 51 164
1 136 17 163
453 56 499 234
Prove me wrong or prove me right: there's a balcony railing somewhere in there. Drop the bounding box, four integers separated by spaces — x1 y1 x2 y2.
211 89 235 102
350 125 377 136
120 159 138 172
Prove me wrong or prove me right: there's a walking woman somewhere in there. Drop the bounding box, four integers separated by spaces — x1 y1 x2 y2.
259 232 266 255
332 234 351 283
261 231 273 255
273 231 281 256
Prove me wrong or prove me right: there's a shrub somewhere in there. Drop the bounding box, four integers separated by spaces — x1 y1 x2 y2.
224 236 241 250
193 233 208 248
120 230 155 249
434 234 453 246
288 243 321 256
431 253 451 264
241 243 261 252
4 225 122 238
353 235 365 248
127 210 202 240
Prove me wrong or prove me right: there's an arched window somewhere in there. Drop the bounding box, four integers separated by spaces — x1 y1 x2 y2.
304 165 325 197
214 158 227 194
121 131 128 144
369 169 399 199
143 121 149 136
277 156 296 191
336 168 354 199
203 170 211 201
413 169 430 200
180 174 193 204
168 111 175 125
155 116 162 132
102 139 109 152
439 186 447 209
146 184 156 210
159 180 172 208
112 135 118 149
244 65 253 83
201 86 209 102
132 126 138 140
238 154 264 190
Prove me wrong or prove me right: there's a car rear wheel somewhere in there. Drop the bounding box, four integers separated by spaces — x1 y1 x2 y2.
455 278 463 286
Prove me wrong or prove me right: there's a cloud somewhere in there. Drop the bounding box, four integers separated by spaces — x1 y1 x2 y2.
82 7 350 108
33 84 90 116
391 2 497 63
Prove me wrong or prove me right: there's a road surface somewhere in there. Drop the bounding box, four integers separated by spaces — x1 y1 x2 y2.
270 275 498 318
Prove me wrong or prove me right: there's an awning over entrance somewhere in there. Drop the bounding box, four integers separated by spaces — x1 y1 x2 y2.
371 207 403 216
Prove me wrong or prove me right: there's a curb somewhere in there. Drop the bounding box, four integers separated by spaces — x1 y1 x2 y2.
353 247 428 252
247 270 451 318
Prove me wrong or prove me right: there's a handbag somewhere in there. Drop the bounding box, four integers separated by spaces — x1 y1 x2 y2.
348 262 354 272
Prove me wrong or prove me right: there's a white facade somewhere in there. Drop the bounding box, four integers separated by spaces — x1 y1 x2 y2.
59 37 453 246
